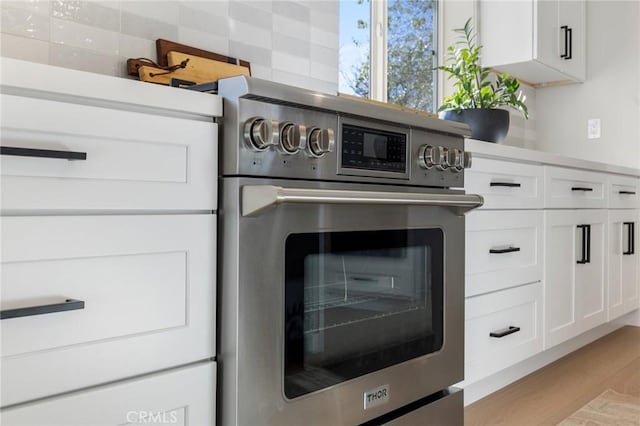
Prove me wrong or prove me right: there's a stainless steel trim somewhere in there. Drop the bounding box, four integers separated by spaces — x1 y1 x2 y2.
242 185 484 217
218 76 471 138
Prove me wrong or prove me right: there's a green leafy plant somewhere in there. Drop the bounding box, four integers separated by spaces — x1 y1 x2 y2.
437 18 528 119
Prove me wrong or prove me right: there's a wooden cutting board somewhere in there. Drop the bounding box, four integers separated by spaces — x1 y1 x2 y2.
167 51 250 81
156 39 251 72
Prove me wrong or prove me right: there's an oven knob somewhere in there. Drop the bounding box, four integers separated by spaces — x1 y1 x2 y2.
418 145 435 169
278 122 305 155
306 127 335 158
463 151 473 169
435 146 449 171
448 149 463 172
244 117 278 151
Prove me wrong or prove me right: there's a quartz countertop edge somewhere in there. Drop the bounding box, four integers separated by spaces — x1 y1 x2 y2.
0 58 222 119
466 139 640 177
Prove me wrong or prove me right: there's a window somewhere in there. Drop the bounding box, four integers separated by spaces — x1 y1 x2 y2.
339 0 438 112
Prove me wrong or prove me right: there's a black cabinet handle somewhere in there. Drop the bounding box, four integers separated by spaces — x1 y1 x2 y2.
489 246 521 254
623 222 635 255
561 25 569 58
571 187 593 192
567 27 573 60
1 146 87 161
577 224 591 264
490 182 521 188
490 326 521 338
1 298 85 320
619 191 636 195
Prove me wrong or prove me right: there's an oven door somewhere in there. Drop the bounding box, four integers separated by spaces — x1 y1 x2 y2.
218 177 482 426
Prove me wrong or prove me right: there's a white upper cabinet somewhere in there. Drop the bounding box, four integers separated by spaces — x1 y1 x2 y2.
478 0 586 85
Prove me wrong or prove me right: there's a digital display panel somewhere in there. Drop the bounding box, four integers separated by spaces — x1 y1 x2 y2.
341 124 407 173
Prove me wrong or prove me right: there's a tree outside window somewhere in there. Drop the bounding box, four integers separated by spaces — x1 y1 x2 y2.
339 0 438 112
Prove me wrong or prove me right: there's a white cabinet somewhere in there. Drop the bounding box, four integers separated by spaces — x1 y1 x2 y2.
545 166 608 209
464 158 544 209
545 210 608 349
466 210 543 297
1 215 216 406
0 95 218 212
608 210 640 320
465 282 543 383
479 0 585 85
0 361 216 426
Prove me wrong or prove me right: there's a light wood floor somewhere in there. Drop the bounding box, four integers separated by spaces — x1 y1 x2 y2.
464 325 640 426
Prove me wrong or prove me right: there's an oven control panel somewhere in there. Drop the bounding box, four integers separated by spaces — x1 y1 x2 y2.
226 97 470 188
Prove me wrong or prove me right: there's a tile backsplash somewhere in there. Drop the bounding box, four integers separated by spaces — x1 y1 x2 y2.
0 0 339 94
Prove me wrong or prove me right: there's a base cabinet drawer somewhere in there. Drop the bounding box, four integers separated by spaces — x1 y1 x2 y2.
466 210 543 296
545 166 607 209
1 215 215 406
464 157 543 209
465 282 543 384
609 175 640 209
1 94 217 211
0 361 216 426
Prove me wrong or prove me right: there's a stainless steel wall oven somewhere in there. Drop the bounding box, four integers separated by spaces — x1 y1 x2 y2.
217 77 483 426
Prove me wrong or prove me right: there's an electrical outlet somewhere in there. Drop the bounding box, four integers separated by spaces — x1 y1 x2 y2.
588 119 601 139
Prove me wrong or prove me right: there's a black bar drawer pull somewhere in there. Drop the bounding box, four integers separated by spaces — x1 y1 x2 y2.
560 25 568 58
1 298 85 320
490 182 521 188
1 146 87 161
577 224 591 264
566 27 573 60
571 187 593 192
619 191 636 195
490 326 521 338
489 246 521 254
623 222 635 255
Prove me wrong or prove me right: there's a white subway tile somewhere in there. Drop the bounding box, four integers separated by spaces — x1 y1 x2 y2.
2 0 50 16
310 25 337 49
272 51 309 74
51 1 120 31
120 1 179 25
273 13 310 41
229 19 272 50
0 33 49 63
309 60 337 84
181 0 229 17
249 63 272 80
118 34 155 61
1 5 50 41
49 43 121 76
178 27 230 56
51 18 120 55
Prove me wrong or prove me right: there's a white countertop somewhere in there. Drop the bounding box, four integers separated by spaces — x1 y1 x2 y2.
0 58 222 119
466 139 640 177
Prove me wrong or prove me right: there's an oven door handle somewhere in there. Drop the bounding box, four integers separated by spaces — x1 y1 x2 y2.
242 185 484 217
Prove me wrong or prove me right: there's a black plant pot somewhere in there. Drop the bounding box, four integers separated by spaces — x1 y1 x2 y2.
439 108 510 143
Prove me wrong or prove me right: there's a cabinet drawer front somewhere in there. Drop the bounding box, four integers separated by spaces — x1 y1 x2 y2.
465 283 543 384
609 175 640 209
465 158 543 209
1 215 215 406
0 362 215 425
1 95 217 211
466 210 543 296
545 166 607 208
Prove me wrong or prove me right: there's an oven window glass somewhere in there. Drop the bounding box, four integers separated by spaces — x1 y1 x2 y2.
284 228 443 399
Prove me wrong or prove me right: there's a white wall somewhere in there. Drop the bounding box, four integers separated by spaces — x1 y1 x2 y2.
0 1 339 94
535 1 640 169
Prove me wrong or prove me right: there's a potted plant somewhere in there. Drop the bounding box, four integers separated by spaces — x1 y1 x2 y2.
437 18 528 143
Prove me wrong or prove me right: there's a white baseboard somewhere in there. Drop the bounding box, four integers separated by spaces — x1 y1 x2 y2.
459 310 640 406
